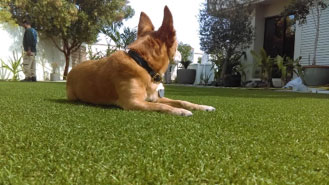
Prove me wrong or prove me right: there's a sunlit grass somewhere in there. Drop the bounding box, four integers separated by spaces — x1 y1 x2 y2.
0 81 329 184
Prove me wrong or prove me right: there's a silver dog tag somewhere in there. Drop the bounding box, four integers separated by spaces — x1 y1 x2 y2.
158 89 165 98
156 83 165 98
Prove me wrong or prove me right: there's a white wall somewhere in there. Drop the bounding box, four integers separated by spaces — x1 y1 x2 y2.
244 5 266 80
295 8 329 66
0 24 24 80
0 23 66 81
190 63 215 85
261 0 290 18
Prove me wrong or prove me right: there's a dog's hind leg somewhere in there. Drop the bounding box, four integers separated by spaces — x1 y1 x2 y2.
66 86 78 101
156 97 216 112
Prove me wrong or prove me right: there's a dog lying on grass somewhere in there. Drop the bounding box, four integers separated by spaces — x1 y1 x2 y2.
66 6 215 116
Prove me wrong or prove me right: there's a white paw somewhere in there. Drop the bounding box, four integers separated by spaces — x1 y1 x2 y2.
200 105 216 112
173 108 193 116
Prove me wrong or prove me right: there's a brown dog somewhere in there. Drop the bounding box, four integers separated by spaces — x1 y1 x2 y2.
66 6 215 116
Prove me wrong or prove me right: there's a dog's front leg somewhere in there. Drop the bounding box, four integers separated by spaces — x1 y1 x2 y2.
120 100 193 116
156 97 216 112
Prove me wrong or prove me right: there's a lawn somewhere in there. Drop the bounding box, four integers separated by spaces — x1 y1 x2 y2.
0 81 329 184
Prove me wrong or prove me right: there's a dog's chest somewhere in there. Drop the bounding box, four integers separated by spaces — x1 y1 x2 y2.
146 83 164 102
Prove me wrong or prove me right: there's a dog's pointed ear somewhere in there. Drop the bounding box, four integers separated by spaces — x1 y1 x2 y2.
137 12 154 38
157 6 176 46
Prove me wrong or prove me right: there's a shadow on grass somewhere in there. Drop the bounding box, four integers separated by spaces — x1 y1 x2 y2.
47 99 122 110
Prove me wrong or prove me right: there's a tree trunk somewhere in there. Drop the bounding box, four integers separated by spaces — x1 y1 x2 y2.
50 37 80 80
312 1 320 65
263 63 273 88
63 51 70 80
219 58 228 85
267 70 272 88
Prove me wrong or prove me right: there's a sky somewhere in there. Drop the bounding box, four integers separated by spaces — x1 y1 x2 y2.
122 0 206 54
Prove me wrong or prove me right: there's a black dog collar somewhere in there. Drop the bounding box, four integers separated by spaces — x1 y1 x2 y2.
128 50 162 82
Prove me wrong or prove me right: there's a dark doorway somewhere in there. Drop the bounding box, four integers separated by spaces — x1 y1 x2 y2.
264 15 295 58
264 15 295 78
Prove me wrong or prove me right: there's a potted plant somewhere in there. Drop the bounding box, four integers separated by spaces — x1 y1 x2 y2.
277 56 303 85
251 48 277 88
50 62 60 81
283 0 329 86
176 42 196 84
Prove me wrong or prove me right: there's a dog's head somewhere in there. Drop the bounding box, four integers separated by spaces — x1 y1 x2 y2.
128 6 177 74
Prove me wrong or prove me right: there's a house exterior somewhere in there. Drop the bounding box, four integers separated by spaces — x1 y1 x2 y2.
244 0 329 81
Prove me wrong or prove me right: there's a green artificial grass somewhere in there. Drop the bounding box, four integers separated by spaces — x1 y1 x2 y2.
1 81 329 184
